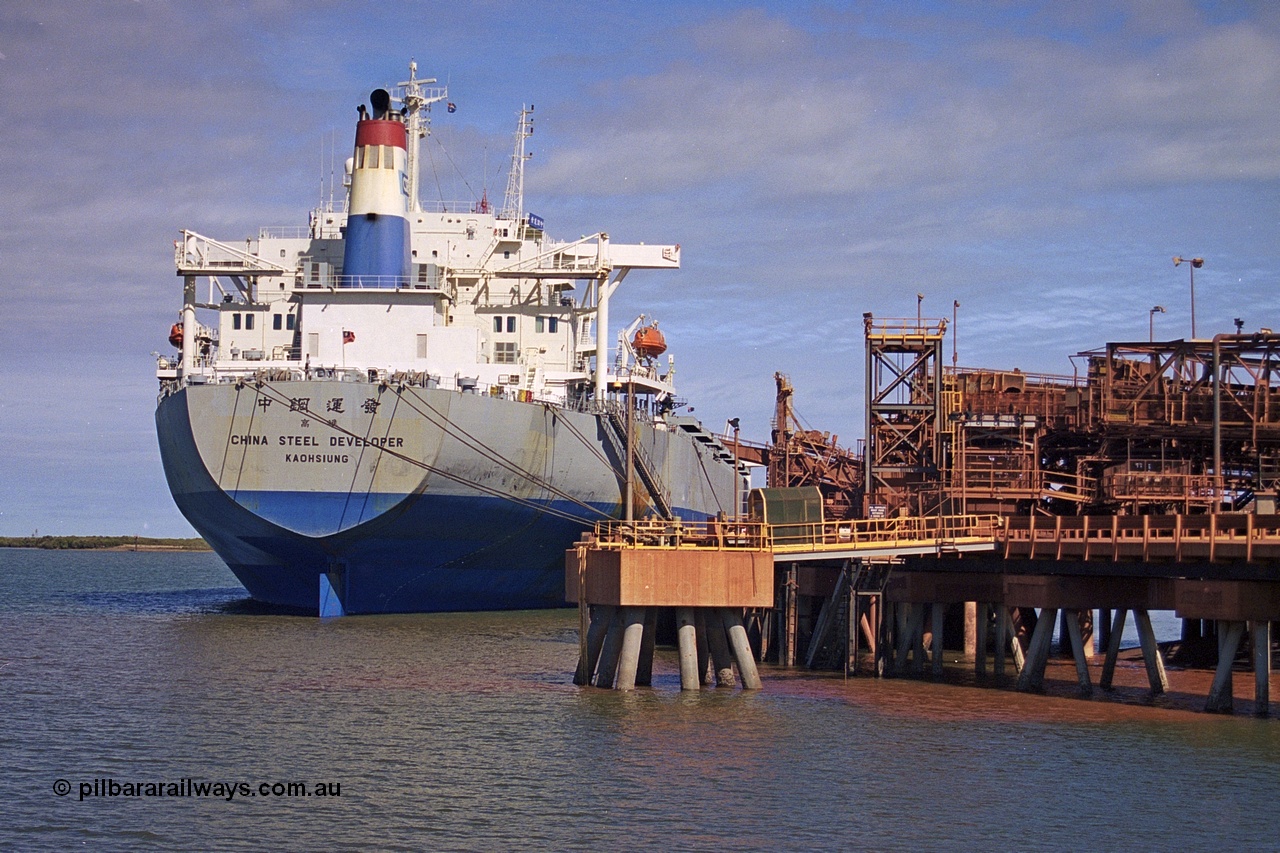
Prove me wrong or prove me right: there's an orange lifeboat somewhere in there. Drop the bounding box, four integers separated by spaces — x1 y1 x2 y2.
632 325 667 359
168 323 184 349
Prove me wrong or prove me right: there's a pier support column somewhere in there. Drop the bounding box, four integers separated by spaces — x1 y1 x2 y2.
1206 620 1246 713
1100 609 1128 691
705 608 736 687
1249 617 1269 712
695 609 712 686
781 564 798 667
975 603 989 677
614 607 648 691
931 603 945 676
894 602 926 675
723 608 763 690
594 608 626 689
574 604 616 686
964 601 978 657
994 605 1007 678
636 608 658 687
1252 620 1271 716
1134 609 1169 695
1016 607 1058 692
1006 608 1026 674
675 607 701 691
912 603 927 676
1065 608 1093 696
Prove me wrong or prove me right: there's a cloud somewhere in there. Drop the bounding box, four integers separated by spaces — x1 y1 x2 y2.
532 7 1280 209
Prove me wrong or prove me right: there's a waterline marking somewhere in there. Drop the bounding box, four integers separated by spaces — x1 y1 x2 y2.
53 778 341 801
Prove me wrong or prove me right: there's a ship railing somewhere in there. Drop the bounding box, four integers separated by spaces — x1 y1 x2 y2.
258 226 312 240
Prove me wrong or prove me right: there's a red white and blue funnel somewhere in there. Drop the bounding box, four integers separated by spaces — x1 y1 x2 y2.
341 88 411 287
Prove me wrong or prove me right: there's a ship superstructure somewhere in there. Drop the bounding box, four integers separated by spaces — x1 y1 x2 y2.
155 64 738 614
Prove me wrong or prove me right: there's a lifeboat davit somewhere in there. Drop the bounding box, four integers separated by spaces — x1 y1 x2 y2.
632 325 667 359
168 323 183 349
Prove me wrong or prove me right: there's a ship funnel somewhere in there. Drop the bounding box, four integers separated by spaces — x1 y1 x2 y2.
370 88 391 119
341 85 411 287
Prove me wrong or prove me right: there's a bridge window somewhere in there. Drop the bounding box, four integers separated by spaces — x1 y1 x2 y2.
286 314 296 331
273 314 282 330
493 316 503 333
232 313 241 330
507 316 516 333
245 314 254 330
548 317 558 333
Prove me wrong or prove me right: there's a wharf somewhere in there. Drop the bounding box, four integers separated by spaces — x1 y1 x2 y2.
568 511 1280 715
569 316 1280 715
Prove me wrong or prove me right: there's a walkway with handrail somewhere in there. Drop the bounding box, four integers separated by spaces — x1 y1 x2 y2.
589 514 1003 562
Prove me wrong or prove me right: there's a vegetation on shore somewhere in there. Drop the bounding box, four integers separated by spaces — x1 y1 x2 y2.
0 535 211 551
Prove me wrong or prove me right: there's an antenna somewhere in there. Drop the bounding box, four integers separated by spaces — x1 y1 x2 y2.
393 59 448 213
500 105 534 226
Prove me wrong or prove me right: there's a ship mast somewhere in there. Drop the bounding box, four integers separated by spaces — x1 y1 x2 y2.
500 106 534 227
394 61 448 213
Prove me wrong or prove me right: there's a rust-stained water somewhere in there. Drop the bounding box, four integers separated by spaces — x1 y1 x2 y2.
3 549 1278 850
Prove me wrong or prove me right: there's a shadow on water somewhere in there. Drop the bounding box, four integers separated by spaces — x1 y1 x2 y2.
53 587 289 616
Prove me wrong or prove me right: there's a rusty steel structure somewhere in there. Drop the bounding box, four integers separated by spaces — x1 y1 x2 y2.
860 319 1280 518
767 373 864 519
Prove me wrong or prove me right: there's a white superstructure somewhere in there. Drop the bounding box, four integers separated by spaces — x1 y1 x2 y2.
160 63 682 411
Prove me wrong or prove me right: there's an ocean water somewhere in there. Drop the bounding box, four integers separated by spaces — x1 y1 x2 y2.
2 548 1278 851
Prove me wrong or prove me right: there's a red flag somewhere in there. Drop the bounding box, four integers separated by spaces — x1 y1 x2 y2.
342 330 355 344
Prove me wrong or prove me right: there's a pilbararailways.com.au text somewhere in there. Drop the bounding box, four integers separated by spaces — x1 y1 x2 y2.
53 778 341 802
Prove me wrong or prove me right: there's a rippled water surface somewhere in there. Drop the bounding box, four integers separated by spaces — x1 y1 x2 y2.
2 548 1278 850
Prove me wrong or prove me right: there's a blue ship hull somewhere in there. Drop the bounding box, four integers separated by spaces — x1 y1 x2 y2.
156 382 734 614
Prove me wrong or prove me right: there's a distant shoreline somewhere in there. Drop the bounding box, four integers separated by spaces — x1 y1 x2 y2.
0 536 211 552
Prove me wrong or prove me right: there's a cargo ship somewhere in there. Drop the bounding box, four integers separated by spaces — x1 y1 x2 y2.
155 64 739 614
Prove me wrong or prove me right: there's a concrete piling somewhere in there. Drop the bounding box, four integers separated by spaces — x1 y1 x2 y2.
614 607 648 691
931 603 945 677
723 608 763 690
1064 608 1093 696
575 604 615 686
1251 620 1270 716
1099 609 1128 691
704 608 737 687
1016 607 1058 692
1133 609 1169 695
695 609 712 686
676 607 701 691
594 609 625 688
1206 620 1246 713
636 608 658 687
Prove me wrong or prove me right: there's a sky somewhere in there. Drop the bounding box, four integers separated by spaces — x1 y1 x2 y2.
2 0 1279 536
